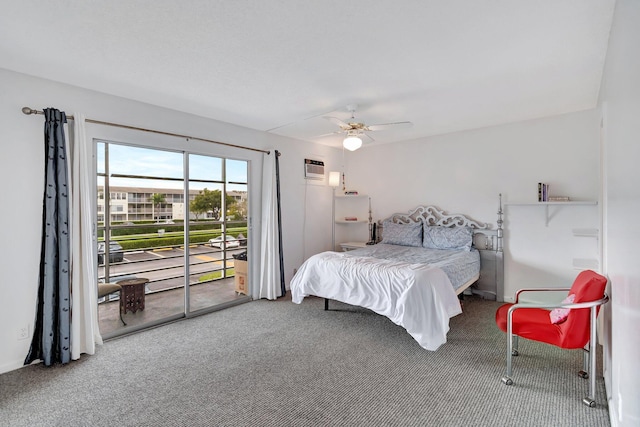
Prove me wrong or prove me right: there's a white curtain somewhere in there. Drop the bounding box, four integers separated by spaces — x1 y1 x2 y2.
259 151 281 299
70 113 102 359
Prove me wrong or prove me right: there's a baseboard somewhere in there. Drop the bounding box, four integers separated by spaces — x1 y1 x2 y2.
0 359 29 375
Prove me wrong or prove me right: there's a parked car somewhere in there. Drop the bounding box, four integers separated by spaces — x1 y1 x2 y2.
98 241 124 264
208 235 240 249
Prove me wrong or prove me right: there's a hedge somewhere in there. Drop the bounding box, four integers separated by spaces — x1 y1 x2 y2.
99 221 247 238
106 227 247 251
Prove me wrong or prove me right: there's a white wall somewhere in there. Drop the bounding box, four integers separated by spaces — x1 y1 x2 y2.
0 68 341 374
598 0 640 425
345 110 600 298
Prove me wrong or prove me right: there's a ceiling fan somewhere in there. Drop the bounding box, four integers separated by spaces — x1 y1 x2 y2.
322 104 412 151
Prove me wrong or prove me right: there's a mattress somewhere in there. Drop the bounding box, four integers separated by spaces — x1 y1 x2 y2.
345 243 480 292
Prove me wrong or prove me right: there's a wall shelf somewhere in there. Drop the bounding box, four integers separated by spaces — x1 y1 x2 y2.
334 194 369 224
335 194 368 199
505 201 598 226
572 228 599 238
506 201 597 206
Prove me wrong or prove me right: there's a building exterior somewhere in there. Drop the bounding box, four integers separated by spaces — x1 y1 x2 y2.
97 186 247 223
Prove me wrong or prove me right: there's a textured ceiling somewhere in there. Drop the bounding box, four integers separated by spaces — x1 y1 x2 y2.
0 1 615 148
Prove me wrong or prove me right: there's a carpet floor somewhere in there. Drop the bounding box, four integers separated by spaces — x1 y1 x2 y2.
0 294 610 426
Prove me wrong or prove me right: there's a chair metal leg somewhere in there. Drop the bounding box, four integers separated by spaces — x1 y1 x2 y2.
512 335 519 356
502 308 515 385
579 344 589 379
582 306 598 408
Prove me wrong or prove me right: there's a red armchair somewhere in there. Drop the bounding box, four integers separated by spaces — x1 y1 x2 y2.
495 270 609 407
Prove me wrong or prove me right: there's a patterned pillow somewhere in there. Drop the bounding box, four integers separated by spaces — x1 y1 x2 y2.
423 225 473 251
550 294 576 324
381 221 423 247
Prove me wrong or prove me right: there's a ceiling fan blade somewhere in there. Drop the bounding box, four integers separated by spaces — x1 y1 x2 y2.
313 130 344 138
366 121 413 131
363 132 375 142
323 116 353 130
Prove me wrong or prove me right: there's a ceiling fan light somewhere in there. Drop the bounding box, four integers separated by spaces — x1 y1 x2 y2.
343 136 362 151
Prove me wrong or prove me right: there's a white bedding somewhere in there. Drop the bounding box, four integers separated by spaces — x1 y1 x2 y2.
290 251 463 351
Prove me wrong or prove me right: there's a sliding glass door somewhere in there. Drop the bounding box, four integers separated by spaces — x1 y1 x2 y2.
96 141 250 337
186 155 249 313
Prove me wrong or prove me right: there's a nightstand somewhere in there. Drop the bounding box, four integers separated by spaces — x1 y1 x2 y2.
339 241 368 251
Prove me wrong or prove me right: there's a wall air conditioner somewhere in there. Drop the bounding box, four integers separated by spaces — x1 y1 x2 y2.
304 159 325 180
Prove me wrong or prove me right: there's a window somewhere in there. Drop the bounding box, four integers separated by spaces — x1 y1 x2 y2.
96 140 250 337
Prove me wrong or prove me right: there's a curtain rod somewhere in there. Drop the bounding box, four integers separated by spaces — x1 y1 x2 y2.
21 107 270 155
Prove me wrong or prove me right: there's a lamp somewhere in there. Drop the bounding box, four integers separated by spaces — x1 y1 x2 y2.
329 171 340 251
343 132 362 151
328 171 340 188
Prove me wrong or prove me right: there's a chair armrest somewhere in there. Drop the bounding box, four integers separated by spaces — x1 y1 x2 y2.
514 287 571 303
507 293 609 317
97 283 123 299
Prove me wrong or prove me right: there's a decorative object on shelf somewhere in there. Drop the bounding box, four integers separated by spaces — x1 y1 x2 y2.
367 197 376 245
344 217 358 221
538 182 550 202
538 184 572 203
344 191 359 195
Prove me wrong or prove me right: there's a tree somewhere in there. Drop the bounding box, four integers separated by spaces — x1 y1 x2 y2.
190 188 236 220
227 199 247 220
149 193 166 221
189 199 203 220
190 195 209 220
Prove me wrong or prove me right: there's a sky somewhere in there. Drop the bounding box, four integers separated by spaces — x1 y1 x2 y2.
97 141 248 192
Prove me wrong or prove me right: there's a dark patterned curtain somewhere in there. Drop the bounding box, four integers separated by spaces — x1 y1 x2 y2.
25 108 71 366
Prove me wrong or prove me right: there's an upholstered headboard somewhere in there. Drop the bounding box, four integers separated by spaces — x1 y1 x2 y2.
377 196 504 251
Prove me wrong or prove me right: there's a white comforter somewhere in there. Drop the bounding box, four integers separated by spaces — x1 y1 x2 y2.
290 251 463 351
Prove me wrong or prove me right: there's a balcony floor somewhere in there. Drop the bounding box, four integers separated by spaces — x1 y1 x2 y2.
98 278 249 336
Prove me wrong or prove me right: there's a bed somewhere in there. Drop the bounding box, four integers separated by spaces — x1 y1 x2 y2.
290 201 504 351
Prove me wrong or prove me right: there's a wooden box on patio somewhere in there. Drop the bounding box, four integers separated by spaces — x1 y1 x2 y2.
234 260 248 295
